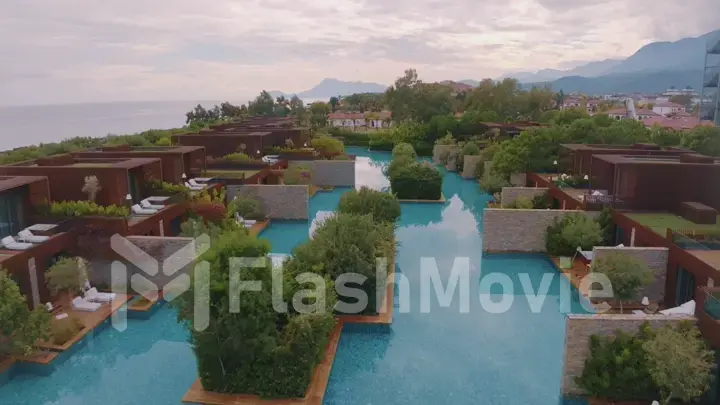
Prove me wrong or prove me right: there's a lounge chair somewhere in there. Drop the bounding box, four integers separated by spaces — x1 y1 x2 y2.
192 177 212 183
188 179 205 187
18 229 50 243
140 199 165 210
659 299 695 316
85 287 116 303
71 296 101 312
234 213 256 228
132 204 157 215
185 181 205 191
1 236 34 250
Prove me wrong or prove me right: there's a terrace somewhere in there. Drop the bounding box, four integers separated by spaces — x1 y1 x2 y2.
73 145 206 184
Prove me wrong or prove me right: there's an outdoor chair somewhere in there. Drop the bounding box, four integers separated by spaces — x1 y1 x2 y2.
71 296 102 312
132 204 157 215
84 287 116 303
1 235 34 250
185 181 205 191
18 229 50 243
140 199 165 210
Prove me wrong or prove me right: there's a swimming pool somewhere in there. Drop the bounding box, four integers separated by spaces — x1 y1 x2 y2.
0 147 585 405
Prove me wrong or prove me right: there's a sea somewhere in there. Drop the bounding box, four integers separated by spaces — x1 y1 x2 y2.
0 99 328 150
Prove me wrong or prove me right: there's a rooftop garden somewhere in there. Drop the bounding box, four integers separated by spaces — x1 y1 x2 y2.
625 212 720 235
173 187 397 399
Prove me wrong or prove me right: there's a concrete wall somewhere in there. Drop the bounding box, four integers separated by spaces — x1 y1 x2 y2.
227 184 309 219
289 160 355 187
462 155 483 179
562 314 695 395
483 209 599 252
500 187 549 207
592 246 669 302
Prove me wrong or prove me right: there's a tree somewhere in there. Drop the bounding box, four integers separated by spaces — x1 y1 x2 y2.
81 175 101 202
45 257 89 298
682 126 720 156
338 187 401 223
643 324 715 405
248 91 276 116
545 213 603 257
591 253 653 313
669 94 693 107
309 102 330 130
0 270 51 357
328 96 339 112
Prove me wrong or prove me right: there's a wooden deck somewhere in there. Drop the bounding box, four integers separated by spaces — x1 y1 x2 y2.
339 248 396 325
550 256 589 295
249 220 270 237
29 294 130 358
182 322 343 405
398 193 446 204
128 291 161 312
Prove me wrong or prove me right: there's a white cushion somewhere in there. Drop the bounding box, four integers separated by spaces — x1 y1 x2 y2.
72 296 83 306
19 229 33 238
1 236 15 246
55 313 69 320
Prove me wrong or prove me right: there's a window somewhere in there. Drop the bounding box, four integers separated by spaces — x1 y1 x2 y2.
0 189 26 238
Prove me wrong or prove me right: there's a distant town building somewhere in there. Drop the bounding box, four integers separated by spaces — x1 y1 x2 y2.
652 101 686 116
605 107 658 121
328 111 392 129
662 85 698 97
642 116 714 131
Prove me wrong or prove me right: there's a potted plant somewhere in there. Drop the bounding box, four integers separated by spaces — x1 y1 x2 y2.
46 257 89 303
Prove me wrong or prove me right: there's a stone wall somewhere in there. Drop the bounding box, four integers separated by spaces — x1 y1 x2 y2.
462 155 483 179
432 145 460 164
500 187 549 207
227 184 309 219
592 246 669 302
483 209 599 252
562 314 695 395
289 160 355 186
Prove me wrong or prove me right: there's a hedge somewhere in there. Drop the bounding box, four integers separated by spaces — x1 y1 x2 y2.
338 187 401 223
390 163 443 200
176 230 336 398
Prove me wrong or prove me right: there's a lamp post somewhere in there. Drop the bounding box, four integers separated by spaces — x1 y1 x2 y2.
553 160 558 179
125 193 132 209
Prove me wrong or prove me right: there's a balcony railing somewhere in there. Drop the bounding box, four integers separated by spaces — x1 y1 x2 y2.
703 289 720 320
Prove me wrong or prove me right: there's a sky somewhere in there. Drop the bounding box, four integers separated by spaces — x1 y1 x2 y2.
2 0 719 106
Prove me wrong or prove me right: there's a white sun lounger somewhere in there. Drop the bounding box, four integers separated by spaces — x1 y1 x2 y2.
235 213 257 228
185 181 205 191
71 296 102 312
1 235 34 250
18 229 50 243
85 287 116 303
132 204 157 215
140 199 165 210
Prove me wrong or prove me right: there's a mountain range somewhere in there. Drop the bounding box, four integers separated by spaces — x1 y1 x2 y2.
270 28 720 100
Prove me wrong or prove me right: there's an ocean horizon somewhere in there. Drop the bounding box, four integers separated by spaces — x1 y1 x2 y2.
0 98 325 150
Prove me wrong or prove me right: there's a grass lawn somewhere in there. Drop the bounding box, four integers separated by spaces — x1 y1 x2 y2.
625 212 720 235
205 170 259 179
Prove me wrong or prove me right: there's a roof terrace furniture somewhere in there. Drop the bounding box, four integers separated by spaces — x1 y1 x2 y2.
144 196 171 205
140 200 165 210
84 287 116 303
680 202 717 225
71 296 102 312
185 181 205 191
132 204 157 215
1 235 34 250
18 229 50 243
27 223 58 236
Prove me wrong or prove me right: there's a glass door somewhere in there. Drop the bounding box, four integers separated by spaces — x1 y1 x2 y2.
128 171 138 203
0 190 26 238
675 265 696 306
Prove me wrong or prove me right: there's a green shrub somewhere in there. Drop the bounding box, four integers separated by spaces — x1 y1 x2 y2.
146 178 190 198
576 324 659 401
155 137 172 146
229 195 265 220
531 192 552 209
46 257 88 296
285 213 394 315
474 159 486 179
0 269 52 357
592 253 653 313
283 165 312 185
368 131 394 150
479 171 509 194
51 315 85 345
508 197 533 209
175 231 336 398
545 213 603 256
49 201 129 217
331 130 370 146
390 163 443 200
311 136 344 154
434 132 456 145
392 142 416 159
412 140 433 157
597 205 615 245
223 152 251 162
338 187 401 223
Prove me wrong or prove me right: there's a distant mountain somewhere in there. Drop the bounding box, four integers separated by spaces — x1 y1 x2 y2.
271 78 388 100
501 59 622 82
458 79 479 87
604 29 720 75
527 69 704 94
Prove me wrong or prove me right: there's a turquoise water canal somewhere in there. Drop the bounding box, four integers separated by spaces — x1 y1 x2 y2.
0 147 585 405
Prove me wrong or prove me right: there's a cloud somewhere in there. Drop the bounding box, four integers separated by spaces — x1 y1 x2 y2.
1 0 718 105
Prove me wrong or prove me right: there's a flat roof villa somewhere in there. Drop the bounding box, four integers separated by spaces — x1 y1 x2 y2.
73 145 206 185
172 131 284 158
559 143 693 175
589 153 720 211
0 155 163 206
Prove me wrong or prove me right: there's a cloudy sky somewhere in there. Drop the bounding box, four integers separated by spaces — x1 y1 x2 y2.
2 0 719 106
